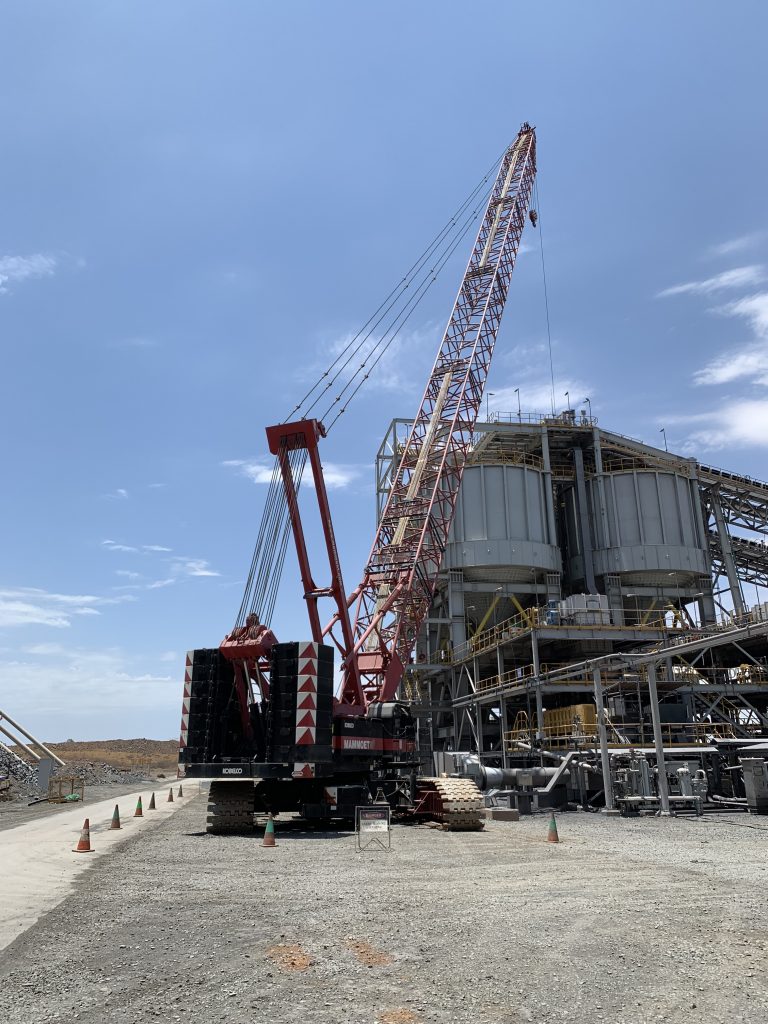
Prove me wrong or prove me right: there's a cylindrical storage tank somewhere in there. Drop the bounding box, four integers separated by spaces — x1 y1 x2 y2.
564 470 709 582
446 463 561 581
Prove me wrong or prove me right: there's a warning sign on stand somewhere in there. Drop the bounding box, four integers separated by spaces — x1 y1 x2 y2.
355 805 391 852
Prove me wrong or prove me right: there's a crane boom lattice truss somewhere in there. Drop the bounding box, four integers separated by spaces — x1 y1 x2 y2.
344 123 537 704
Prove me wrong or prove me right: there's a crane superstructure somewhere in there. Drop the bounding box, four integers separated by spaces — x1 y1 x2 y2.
180 123 537 832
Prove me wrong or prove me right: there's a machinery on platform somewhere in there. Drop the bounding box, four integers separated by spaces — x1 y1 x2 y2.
179 123 538 832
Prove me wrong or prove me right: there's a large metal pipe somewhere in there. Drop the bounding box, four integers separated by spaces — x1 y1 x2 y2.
0 722 41 762
477 764 559 790
0 710 66 767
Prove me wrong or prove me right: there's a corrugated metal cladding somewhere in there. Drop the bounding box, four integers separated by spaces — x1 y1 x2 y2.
571 470 709 578
446 464 561 576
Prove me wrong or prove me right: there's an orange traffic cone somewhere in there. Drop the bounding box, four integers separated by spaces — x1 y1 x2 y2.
73 818 94 853
134 796 143 817
148 792 156 810
167 787 174 803
547 811 560 844
110 804 121 830
262 813 276 848
177 784 183 798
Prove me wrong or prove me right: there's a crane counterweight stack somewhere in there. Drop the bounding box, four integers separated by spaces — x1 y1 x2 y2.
179 123 537 832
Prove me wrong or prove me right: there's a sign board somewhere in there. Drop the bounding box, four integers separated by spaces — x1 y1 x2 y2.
355 804 391 852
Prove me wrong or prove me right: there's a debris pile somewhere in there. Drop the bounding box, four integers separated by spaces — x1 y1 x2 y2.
0 746 37 792
55 761 149 787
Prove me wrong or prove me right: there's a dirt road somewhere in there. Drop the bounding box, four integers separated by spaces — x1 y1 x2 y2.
0 799 766 1024
0 785 187 952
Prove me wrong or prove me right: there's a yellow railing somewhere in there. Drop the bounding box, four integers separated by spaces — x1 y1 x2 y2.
504 720 736 750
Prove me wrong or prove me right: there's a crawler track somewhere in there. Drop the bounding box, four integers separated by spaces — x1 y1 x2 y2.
415 777 485 830
206 780 255 834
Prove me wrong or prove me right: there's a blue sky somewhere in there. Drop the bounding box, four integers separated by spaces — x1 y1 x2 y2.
1 2 767 740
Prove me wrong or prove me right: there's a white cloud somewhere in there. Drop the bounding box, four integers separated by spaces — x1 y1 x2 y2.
102 539 139 553
0 644 178 736
669 400 768 451
104 488 129 500
102 539 173 554
694 345 768 387
0 587 134 630
0 253 57 294
115 570 142 580
707 233 765 258
693 292 768 387
0 598 71 629
170 559 220 578
146 578 176 589
224 457 362 491
657 266 766 298
717 292 768 338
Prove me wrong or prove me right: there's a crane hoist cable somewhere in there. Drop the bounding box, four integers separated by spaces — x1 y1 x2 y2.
289 148 508 426
233 144 513 631
533 178 556 416
316 180 497 428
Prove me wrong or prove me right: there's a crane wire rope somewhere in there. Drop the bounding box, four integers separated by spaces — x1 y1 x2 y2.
233 143 515 630
323 191 495 429
289 148 508 425
308 177 498 426
533 179 556 416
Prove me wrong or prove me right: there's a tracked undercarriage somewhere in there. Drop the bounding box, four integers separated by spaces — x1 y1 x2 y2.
205 775 486 834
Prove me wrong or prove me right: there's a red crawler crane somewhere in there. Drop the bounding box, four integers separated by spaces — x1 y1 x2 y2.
180 124 537 832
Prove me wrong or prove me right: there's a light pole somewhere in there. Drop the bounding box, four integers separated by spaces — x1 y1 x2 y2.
486 392 495 422
466 605 476 638
660 427 668 452
584 397 592 422
514 387 521 421
564 390 570 412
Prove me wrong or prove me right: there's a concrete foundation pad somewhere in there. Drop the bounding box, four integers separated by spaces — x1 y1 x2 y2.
487 807 521 821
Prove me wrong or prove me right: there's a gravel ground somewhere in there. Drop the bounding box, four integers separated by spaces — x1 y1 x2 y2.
0 798 766 1024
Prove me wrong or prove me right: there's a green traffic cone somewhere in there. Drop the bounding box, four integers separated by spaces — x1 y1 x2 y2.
263 813 276 848
547 811 559 843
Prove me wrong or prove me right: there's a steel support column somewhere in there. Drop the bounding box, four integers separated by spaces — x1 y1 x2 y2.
647 662 671 816
712 491 746 616
592 667 615 813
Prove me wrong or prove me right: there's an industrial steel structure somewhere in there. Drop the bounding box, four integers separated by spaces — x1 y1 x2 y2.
377 410 768 815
